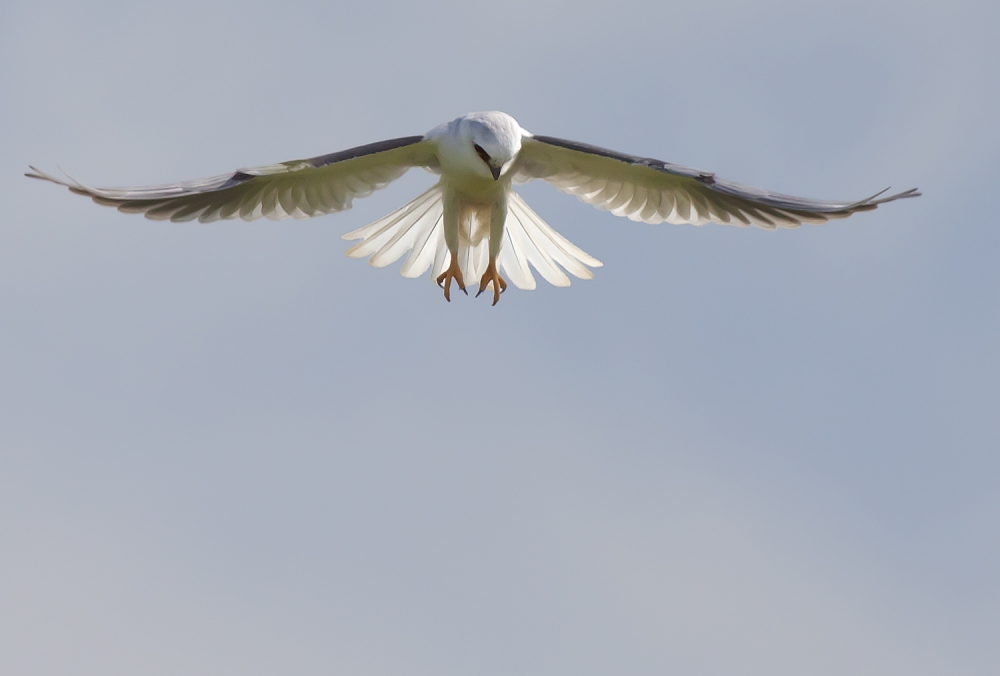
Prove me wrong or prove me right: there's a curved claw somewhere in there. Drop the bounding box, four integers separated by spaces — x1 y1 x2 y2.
435 257 466 302
476 259 508 306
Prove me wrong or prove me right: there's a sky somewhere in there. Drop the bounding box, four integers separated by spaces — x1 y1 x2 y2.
1 1 998 675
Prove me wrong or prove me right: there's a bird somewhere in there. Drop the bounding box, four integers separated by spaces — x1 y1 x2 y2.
26 111 919 305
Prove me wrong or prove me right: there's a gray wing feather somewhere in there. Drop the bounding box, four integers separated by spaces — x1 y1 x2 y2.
516 135 919 230
26 136 435 223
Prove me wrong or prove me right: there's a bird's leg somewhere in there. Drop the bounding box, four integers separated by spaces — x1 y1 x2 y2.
436 255 466 302
475 194 509 306
435 192 466 302
476 257 507 306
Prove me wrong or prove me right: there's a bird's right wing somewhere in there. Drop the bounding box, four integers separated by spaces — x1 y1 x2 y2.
515 135 919 230
26 136 438 223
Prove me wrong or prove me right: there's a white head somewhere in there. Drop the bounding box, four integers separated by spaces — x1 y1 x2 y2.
457 111 522 181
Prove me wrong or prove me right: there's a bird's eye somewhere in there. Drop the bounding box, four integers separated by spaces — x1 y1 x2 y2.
474 143 491 164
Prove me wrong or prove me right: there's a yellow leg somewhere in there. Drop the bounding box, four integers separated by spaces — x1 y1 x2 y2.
476 257 508 306
435 255 466 302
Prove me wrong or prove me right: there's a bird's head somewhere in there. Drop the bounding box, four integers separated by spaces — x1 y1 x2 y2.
461 112 522 181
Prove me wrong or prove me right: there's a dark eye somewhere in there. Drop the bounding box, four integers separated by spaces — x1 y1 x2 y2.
474 143 491 164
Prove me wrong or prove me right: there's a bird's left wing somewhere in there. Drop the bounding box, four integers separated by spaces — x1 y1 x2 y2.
26 136 437 223
515 135 919 229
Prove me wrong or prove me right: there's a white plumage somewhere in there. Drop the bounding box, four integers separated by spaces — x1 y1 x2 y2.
26 111 919 304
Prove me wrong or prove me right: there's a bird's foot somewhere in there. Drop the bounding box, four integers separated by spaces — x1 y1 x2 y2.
435 257 467 302
476 258 507 306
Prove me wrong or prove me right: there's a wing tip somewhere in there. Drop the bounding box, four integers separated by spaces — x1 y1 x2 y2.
25 165 59 183
26 166 89 193
856 186 921 207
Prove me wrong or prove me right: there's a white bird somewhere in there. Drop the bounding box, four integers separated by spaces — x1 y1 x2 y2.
27 111 919 305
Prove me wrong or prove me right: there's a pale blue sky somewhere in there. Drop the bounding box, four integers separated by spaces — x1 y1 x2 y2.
2 2 998 675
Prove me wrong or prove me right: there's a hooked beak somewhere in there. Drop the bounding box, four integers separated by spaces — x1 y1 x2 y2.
490 164 502 181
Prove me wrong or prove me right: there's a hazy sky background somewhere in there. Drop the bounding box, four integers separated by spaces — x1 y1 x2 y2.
2 1 998 675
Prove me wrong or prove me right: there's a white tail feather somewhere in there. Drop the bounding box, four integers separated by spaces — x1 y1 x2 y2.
343 185 602 290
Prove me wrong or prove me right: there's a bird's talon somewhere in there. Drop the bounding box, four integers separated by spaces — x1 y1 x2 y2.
477 259 508 306
436 257 465 303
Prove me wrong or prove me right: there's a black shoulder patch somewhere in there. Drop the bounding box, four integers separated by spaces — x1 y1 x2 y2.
530 135 707 181
531 135 645 164
308 135 426 168
215 170 258 191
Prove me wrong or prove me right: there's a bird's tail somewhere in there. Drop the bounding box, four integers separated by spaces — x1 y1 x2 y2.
499 192 602 289
343 186 602 289
343 184 448 279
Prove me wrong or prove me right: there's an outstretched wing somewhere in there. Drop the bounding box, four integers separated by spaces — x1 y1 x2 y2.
26 136 437 223
515 135 919 230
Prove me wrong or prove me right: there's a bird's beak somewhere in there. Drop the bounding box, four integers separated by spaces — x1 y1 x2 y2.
490 164 502 181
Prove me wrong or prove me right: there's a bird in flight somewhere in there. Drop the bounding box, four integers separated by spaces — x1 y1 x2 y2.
27 111 918 305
